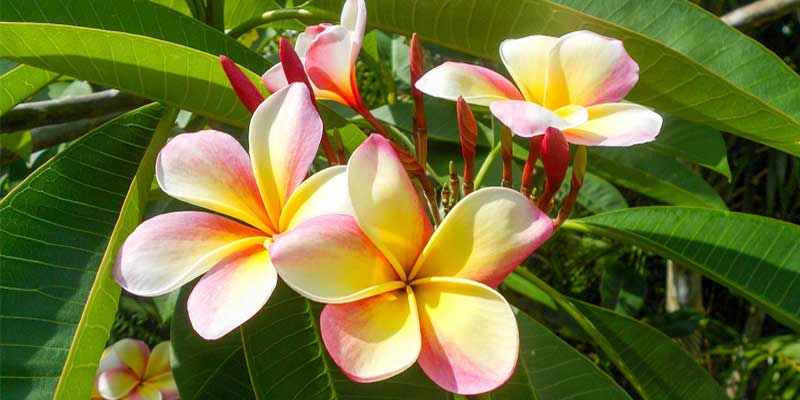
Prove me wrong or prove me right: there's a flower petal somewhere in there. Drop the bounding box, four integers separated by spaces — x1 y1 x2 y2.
546 31 639 108
249 83 323 226
109 338 150 377
144 375 178 400
348 135 433 278
261 63 287 94
270 214 403 303
97 346 125 376
187 245 277 340
489 100 587 138
320 287 422 382
296 24 329 57
143 342 171 380
304 25 358 106
410 188 552 286
340 0 366 64
499 35 558 104
565 102 662 146
96 369 140 399
413 277 518 395
279 165 353 231
127 384 162 400
415 62 523 106
114 212 265 297
156 130 273 234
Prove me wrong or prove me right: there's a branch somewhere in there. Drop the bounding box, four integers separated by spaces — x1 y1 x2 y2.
1 113 120 165
0 89 147 133
721 0 800 28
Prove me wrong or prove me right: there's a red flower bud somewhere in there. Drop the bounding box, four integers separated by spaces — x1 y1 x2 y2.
279 37 315 103
538 127 569 212
219 55 265 113
457 97 477 195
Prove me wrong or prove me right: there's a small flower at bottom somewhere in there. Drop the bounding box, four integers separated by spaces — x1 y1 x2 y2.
113 83 353 340
93 339 177 400
269 135 554 395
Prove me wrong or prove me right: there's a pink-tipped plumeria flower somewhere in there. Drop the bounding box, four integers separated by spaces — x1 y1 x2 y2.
113 83 352 340
269 134 553 395
93 340 177 400
263 0 366 109
416 31 663 146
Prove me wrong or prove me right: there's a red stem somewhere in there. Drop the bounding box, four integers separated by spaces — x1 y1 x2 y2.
520 136 543 197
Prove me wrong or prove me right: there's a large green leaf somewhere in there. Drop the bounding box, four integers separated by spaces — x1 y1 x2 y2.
577 172 628 213
0 64 59 115
0 22 264 127
572 301 726 400
309 0 800 156
563 207 800 331
506 272 727 400
487 311 631 400
61 109 178 397
172 282 447 399
54 106 178 400
171 283 257 400
588 147 726 209
0 0 267 73
0 104 168 398
644 115 731 179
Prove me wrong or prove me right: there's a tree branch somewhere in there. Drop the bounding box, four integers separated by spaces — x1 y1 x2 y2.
0 89 147 133
1 113 121 165
721 0 800 28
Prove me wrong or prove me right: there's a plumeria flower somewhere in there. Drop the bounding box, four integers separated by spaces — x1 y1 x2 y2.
263 0 367 109
113 83 352 340
416 31 663 146
93 340 177 400
269 135 553 394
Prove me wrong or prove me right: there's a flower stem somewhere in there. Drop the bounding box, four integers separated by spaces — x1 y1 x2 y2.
227 8 330 38
474 142 502 189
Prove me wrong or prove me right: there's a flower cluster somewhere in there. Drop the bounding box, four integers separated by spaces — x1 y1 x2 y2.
111 0 659 395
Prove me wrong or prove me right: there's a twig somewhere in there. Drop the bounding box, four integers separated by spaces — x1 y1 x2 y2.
1 113 121 164
227 8 330 38
0 89 147 133
721 0 800 28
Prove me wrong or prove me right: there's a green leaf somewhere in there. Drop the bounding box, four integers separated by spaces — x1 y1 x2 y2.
588 147 726 209
0 0 267 74
487 311 631 400
225 0 281 29
0 130 32 158
573 301 726 400
577 172 628 213
563 207 800 331
600 262 646 316
241 283 447 399
0 64 59 115
148 0 192 15
0 103 169 398
507 271 727 399
0 22 264 127
309 0 800 156
644 115 731 179
172 282 448 398
55 106 178 399
171 282 257 400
